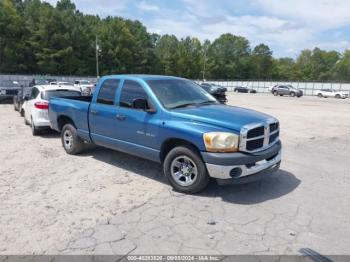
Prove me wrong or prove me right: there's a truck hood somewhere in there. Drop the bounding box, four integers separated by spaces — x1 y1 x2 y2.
172 104 275 133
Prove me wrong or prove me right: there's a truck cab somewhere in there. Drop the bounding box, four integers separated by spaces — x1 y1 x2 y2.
49 75 281 193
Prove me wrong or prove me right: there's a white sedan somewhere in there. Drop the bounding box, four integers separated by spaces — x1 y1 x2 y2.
23 85 81 135
316 89 349 99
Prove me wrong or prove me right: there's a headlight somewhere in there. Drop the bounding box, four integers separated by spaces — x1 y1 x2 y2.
203 132 239 152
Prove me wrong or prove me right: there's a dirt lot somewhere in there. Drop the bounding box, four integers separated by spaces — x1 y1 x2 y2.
0 94 349 255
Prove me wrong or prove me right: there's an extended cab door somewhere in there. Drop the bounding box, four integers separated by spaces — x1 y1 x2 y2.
89 79 120 146
113 80 160 161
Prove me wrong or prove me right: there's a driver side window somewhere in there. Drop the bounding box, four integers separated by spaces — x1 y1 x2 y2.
120 80 149 109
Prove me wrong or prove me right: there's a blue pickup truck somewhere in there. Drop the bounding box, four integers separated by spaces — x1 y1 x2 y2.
49 75 281 193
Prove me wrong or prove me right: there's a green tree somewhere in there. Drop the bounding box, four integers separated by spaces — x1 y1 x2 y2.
250 44 274 79
207 33 251 79
332 50 350 81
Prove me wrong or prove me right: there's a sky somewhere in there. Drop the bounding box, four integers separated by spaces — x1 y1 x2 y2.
46 0 350 58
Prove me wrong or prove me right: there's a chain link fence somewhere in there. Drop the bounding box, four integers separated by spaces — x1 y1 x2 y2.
0 74 97 88
197 80 350 96
1 74 350 96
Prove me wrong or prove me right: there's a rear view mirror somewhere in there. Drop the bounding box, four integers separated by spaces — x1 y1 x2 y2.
133 98 148 110
132 98 156 113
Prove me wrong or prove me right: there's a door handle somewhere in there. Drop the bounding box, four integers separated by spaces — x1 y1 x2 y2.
90 110 99 115
116 114 126 121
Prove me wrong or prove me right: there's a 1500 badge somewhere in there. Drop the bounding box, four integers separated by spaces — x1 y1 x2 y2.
136 130 155 137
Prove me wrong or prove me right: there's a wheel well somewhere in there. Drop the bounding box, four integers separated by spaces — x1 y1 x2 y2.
57 116 75 131
160 138 200 163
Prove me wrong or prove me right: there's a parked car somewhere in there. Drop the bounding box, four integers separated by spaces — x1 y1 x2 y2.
13 86 32 116
0 81 20 102
29 78 57 87
200 83 227 104
316 89 349 99
233 86 257 93
271 85 303 97
49 81 71 86
49 75 281 194
74 79 94 95
23 85 81 136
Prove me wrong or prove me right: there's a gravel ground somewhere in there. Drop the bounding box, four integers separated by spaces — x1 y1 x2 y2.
0 93 349 255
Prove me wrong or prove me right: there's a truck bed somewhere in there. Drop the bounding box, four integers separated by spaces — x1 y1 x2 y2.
48 96 92 141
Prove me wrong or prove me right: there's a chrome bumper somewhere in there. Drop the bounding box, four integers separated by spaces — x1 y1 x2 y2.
206 150 281 180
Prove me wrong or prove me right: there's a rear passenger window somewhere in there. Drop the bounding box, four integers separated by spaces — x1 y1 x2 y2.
120 80 148 109
30 87 39 99
96 79 120 105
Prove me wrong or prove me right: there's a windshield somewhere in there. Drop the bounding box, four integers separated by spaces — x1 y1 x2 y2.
147 79 217 109
41 90 81 100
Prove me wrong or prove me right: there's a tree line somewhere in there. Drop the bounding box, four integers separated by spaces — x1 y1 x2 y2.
1 0 350 81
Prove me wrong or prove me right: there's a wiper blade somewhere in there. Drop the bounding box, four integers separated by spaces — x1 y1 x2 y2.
197 100 217 105
170 103 197 109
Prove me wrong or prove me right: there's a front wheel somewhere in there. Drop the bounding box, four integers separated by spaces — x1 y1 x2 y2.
61 123 84 155
163 146 209 194
290 92 296 97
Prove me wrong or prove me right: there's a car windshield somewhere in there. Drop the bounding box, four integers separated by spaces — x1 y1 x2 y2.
147 79 217 109
41 90 81 100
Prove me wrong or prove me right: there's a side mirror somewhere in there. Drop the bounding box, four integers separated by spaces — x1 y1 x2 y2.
132 98 156 113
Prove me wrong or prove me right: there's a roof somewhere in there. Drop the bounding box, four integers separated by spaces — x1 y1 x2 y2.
34 85 79 91
103 74 184 81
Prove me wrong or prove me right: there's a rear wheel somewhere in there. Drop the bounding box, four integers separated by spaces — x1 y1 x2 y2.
335 94 341 99
24 114 29 125
273 91 278 96
163 146 209 194
31 117 40 136
61 123 84 155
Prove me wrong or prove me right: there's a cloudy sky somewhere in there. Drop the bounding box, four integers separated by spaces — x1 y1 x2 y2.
46 0 350 57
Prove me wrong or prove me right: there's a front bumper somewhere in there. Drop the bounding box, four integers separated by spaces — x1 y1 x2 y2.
201 141 281 182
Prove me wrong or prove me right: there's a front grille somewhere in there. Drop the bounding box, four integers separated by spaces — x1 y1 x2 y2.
3 89 18 95
269 131 279 144
270 122 279 132
246 138 264 151
240 120 280 152
247 126 264 138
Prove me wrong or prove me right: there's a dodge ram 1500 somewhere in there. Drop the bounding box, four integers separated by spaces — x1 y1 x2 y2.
49 75 281 193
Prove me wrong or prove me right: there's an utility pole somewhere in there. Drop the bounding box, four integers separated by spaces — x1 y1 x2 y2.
202 45 207 81
95 36 100 79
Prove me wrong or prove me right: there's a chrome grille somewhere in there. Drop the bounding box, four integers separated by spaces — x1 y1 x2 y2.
239 119 280 152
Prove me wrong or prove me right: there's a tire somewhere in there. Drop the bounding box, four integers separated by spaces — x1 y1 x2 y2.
24 114 29 125
163 145 209 194
273 91 278 96
20 109 24 117
61 123 84 155
31 117 40 136
335 94 341 99
317 93 323 98
290 92 296 97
